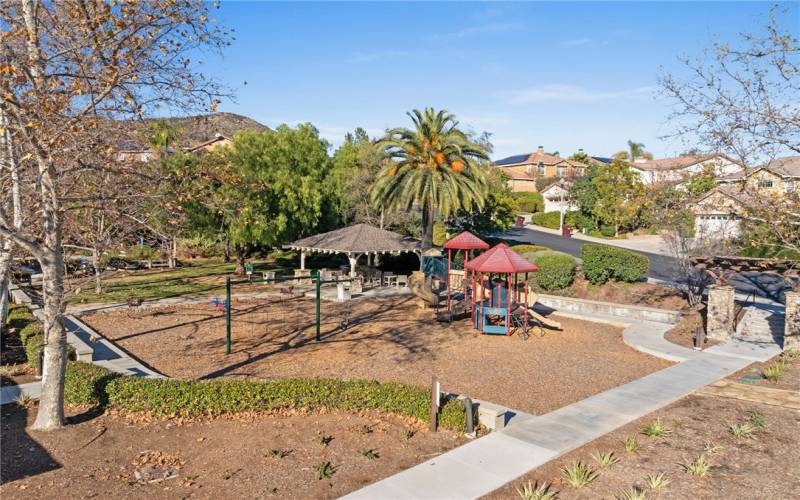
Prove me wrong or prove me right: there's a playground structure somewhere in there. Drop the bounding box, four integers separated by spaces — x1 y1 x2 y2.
418 232 562 335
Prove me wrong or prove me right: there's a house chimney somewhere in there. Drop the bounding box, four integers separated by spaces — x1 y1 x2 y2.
537 146 544 153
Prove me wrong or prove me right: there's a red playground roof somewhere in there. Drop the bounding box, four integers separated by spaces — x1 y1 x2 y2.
443 231 490 250
464 243 539 273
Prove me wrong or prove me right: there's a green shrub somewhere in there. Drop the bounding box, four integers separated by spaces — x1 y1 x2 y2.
530 211 578 230
19 322 43 344
531 252 576 290
65 370 469 433
581 244 649 284
433 221 447 247
600 225 616 237
511 244 550 254
512 192 544 213
23 331 44 368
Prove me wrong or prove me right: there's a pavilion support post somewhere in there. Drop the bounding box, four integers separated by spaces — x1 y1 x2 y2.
300 250 306 270
348 253 362 277
784 291 800 351
707 284 736 342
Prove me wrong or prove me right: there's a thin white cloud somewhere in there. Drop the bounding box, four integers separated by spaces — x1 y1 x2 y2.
348 50 421 64
560 38 592 47
501 84 657 104
428 22 522 40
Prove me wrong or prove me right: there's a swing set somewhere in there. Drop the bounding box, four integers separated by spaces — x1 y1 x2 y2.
218 270 352 354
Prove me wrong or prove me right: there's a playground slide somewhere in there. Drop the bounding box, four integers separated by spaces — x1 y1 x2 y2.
524 290 562 330
409 271 438 306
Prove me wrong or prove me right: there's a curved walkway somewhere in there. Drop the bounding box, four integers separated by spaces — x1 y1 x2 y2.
344 311 782 499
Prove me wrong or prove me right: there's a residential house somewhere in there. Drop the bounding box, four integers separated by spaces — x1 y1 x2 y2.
540 181 577 213
492 146 587 192
184 133 232 154
692 156 800 240
629 153 743 185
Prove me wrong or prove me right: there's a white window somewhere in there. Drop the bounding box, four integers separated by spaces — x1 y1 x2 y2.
537 162 545 175
758 179 774 188
557 166 566 177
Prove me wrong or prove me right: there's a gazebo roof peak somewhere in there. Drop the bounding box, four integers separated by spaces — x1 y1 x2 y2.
284 223 420 255
464 243 538 273
443 231 490 250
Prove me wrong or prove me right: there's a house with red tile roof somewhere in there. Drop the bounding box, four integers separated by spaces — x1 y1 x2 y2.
492 146 588 192
628 153 743 185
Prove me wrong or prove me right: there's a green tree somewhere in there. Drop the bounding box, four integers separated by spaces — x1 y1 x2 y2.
169 125 328 273
591 159 646 236
371 108 488 249
449 169 518 237
614 140 653 161
683 164 718 196
139 119 182 157
570 164 600 229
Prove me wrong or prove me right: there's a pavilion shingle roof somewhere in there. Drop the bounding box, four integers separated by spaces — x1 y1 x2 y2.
284 223 420 254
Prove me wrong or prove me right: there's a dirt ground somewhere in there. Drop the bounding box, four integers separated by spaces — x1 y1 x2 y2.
663 309 720 351
0 403 462 499
487 393 800 499
729 352 800 392
80 295 671 415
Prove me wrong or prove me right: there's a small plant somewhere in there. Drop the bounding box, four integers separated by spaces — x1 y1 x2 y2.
680 455 710 477
562 461 598 489
222 468 241 480
591 450 619 468
360 449 380 460
748 410 766 428
403 429 415 441
359 424 373 434
15 393 32 407
644 472 670 491
703 442 723 454
267 449 291 459
314 461 336 480
0 365 13 377
641 418 671 438
728 422 755 440
624 436 640 453
317 435 333 446
516 480 559 500
761 363 785 383
615 486 647 500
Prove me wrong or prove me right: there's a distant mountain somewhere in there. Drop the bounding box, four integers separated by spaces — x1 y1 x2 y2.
115 112 268 148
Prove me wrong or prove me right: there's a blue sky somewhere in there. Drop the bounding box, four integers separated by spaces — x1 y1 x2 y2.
204 1 798 160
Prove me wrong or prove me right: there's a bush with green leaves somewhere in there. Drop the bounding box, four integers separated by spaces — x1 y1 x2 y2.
61 362 469 433
581 244 649 284
512 192 544 213
600 225 616 237
530 252 576 290
530 211 579 230
511 244 550 254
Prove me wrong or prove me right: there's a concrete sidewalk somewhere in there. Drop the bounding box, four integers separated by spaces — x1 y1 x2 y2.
344 314 781 499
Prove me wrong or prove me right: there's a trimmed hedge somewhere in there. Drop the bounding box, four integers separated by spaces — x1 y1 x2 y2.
530 252 576 290
62 362 469 433
511 244 550 254
530 211 578 230
512 192 544 213
581 244 649 284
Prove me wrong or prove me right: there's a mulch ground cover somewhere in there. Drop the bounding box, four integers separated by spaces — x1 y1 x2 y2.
79 295 672 416
487 390 800 499
1 403 462 498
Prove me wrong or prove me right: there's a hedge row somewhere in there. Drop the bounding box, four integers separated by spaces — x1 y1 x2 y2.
512 192 544 213
62 362 469 433
581 244 649 284
510 244 550 254
529 251 577 290
530 211 578 230
5 305 44 369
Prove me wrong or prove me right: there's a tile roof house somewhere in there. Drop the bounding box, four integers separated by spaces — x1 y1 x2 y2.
492 146 588 192
628 153 743 185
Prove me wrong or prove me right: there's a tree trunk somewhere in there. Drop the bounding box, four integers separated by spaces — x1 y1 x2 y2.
223 239 231 263
33 249 67 430
0 250 10 327
169 238 177 268
0 106 21 328
92 247 102 295
421 205 434 251
234 247 246 275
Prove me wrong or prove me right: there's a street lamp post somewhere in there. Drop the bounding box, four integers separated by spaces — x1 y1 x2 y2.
558 177 566 236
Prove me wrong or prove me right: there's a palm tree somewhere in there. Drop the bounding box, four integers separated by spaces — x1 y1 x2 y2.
626 140 653 161
371 108 489 250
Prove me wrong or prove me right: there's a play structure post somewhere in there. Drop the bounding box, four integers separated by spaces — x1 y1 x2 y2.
315 269 321 341
225 276 231 354
446 249 452 318
430 376 440 431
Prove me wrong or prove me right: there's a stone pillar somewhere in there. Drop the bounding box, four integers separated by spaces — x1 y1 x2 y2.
706 284 735 342
784 291 800 351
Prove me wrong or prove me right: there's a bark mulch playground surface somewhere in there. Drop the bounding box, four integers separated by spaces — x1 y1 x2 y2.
1 403 462 498
80 295 672 416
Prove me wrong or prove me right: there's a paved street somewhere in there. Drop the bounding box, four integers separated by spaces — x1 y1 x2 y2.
502 226 790 302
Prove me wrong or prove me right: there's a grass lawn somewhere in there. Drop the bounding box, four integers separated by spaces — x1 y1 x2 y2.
68 258 294 305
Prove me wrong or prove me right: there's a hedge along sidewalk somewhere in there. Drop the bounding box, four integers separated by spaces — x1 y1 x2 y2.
59 362 468 433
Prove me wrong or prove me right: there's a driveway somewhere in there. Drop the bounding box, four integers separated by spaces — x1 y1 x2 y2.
501 226 790 302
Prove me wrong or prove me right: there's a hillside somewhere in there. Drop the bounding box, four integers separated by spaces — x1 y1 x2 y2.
115 112 268 148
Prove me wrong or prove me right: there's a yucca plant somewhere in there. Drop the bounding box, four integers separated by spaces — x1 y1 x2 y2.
267 449 291 459
761 363 785 382
680 455 710 477
641 418 672 438
15 393 33 407
361 449 379 460
317 435 333 446
591 450 620 468
624 436 641 453
562 461 598 489
615 486 647 500
703 442 723 454
728 422 755 440
516 481 559 500
644 472 670 491
372 108 489 250
314 461 336 480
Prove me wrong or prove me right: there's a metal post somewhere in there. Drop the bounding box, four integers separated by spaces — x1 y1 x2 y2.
464 397 474 436
430 376 439 431
315 269 322 341
447 249 452 318
225 276 231 354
